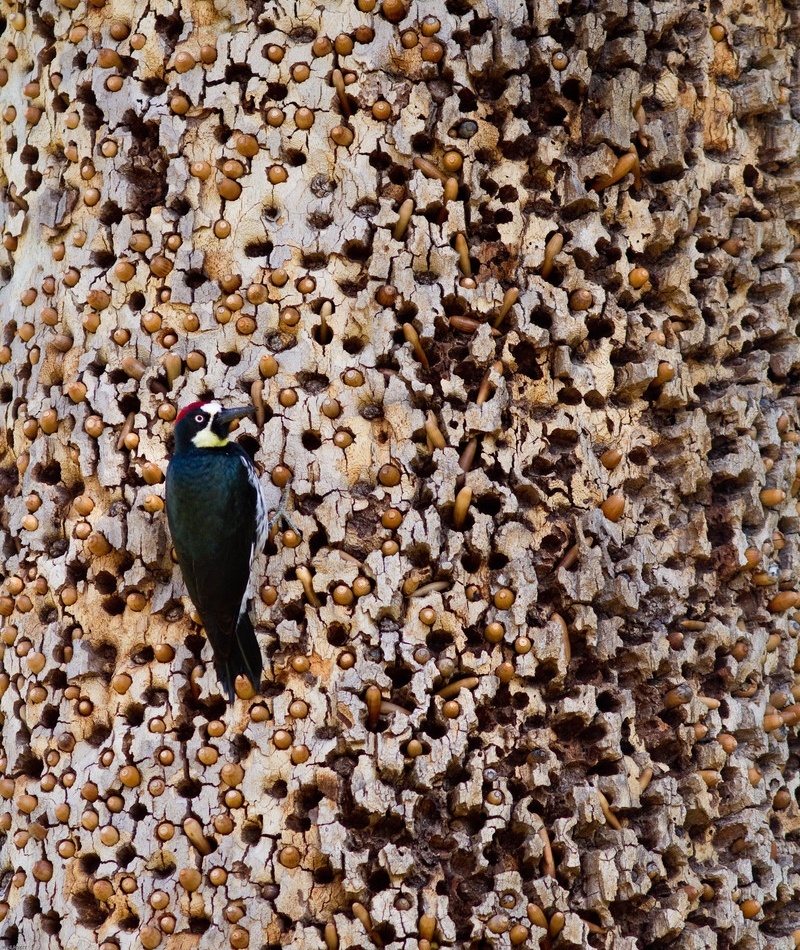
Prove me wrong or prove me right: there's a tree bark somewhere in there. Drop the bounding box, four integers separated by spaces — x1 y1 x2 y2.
1 0 799 947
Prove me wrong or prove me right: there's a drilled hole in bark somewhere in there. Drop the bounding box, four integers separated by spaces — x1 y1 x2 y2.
115 842 137 866
41 912 60 936
369 150 392 173
120 705 143 729
93 571 116 595
225 63 253 85
232 435 258 463
79 853 101 875
102 594 125 615
176 777 202 799
35 460 62 484
285 148 306 166
132 645 154 665
268 780 288 799
267 82 288 100
71 890 108 927
299 251 326 271
245 239 273 258
326 623 348 646
241 819 262 843
308 211 333 230
313 862 335 884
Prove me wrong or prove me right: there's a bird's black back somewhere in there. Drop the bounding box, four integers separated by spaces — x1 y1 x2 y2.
166 443 261 679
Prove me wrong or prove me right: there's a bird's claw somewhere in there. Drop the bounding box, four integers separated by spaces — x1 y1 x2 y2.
268 483 301 538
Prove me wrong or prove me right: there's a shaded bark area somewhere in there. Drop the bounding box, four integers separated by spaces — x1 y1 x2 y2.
0 0 799 948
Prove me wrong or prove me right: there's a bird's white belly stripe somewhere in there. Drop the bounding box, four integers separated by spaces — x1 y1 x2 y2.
240 456 268 617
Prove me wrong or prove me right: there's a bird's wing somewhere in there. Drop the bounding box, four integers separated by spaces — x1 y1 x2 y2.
239 454 269 570
167 452 260 662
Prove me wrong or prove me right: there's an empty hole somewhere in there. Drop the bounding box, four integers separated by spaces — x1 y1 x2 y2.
116 842 137 866
94 571 116 595
343 240 371 261
313 862 334 884
131 645 154 664
426 629 453 651
184 271 207 289
266 82 288 100
123 704 144 727
343 337 364 354
302 251 327 269
176 777 202 798
102 595 125 616
386 665 413 688
411 132 434 152
284 148 306 166
327 623 348 646
245 240 273 259
476 495 502 516
241 820 262 843
79 853 101 874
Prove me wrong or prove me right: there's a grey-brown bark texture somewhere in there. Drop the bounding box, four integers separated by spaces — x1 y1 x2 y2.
1 0 800 946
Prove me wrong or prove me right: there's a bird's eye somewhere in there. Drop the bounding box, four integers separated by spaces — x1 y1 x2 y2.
194 413 205 423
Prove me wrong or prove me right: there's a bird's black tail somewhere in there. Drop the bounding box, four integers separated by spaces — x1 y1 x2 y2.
215 614 263 704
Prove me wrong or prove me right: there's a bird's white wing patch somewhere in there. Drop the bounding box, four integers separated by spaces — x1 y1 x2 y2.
241 456 269 563
237 455 268 620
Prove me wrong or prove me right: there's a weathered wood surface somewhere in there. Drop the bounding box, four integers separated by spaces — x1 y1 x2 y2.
0 0 799 947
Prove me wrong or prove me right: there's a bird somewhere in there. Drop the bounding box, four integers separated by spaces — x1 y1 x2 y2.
165 400 270 703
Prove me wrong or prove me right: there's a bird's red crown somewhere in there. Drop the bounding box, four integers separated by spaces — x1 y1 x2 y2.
176 400 211 423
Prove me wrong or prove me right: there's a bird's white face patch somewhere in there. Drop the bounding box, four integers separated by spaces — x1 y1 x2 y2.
191 402 228 448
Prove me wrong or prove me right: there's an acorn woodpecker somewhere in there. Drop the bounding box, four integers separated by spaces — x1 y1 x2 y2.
166 401 269 702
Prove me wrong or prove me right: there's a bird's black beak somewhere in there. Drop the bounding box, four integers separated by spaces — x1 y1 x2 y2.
211 406 256 438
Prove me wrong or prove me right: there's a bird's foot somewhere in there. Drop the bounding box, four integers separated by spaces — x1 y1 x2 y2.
268 483 301 538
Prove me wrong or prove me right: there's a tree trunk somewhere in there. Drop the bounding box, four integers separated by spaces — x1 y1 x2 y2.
1 0 799 947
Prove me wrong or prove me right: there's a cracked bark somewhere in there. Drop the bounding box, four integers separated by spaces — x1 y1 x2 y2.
1 0 800 948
